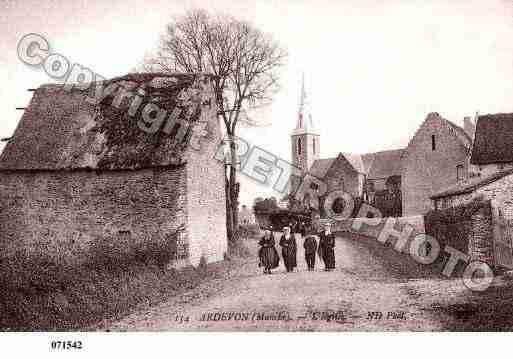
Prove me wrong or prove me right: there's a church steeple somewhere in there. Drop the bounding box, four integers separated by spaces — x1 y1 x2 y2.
291 73 320 173
293 73 318 136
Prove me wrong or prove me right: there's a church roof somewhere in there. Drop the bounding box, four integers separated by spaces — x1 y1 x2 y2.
470 113 513 165
309 148 404 179
366 149 405 179
341 152 366 173
0 73 213 171
309 157 336 178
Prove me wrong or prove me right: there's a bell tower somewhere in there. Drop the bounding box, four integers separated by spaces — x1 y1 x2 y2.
291 74 319 174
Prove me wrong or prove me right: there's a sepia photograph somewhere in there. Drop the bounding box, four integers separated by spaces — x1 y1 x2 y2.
1 0 513 356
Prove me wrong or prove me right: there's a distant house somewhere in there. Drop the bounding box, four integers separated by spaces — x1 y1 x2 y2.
0 73 227 268
401 112 472 216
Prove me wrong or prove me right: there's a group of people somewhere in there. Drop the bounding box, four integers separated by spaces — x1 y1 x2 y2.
258 223 336 275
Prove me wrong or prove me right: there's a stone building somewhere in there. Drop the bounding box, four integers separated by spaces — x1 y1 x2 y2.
401 112 473 216
0 73 227 268
432 113 513 219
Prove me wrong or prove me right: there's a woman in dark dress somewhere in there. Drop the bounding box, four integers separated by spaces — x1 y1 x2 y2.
318 223 336 271
258 229 280 274
279 226 297 272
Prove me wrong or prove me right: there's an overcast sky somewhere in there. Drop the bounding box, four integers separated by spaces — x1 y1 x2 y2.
2 0 513 206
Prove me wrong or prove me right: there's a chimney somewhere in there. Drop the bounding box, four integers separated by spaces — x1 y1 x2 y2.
463 116 476 141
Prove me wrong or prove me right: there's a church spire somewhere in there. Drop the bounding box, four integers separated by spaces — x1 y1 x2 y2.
293 73 318 135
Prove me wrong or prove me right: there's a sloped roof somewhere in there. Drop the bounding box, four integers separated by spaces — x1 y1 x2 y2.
431 169 513 199
470 113 513 165
341 152 365 173
367 149 405 179
0 73 214 171
445 118 472 146
309 158 336 178
308 148 404 180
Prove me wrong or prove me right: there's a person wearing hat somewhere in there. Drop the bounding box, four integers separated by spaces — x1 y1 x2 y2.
318 222 336 271
279 226 297 272
258 228 280 274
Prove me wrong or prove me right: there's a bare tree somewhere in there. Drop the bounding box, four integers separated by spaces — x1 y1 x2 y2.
147 9 287 242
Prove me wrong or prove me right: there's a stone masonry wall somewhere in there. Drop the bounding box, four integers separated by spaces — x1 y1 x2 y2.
402 114 469 216
0 167 187 267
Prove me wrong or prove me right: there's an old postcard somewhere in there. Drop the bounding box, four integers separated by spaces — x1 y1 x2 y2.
1 0 513 355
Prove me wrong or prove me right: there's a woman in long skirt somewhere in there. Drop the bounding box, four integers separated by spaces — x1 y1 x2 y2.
279 226 297 272
258 229 280 274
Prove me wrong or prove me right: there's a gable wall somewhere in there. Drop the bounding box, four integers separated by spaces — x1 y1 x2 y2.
185 91 227 266
323 156 362 199
402 115 469 215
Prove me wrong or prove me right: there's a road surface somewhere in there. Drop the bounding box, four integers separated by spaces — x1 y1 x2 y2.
98 233 513 331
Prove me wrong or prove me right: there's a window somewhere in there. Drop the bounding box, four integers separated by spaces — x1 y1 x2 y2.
297 137 302 155
431 134 436 151
456 165 464 181
313 138 316 155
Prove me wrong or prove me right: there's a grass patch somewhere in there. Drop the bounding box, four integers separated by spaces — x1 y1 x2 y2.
0 238 250 331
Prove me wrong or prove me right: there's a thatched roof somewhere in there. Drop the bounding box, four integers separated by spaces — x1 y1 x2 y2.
470 113 513 165
0 73 214 171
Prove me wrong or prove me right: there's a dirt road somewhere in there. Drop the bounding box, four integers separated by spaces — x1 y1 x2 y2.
100 232 479 331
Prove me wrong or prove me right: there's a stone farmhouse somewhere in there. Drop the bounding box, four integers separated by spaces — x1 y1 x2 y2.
288 80 483 217
431 113 513 219
0 73 227 268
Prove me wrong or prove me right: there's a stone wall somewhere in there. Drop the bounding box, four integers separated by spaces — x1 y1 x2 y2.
0 167 187 267
331 215 425 254
425 199 493 264
402 113 470 216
